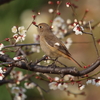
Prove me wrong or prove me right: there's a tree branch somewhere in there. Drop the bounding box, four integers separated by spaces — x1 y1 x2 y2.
3 43 39 49
0 0 13 5
0 54 100 76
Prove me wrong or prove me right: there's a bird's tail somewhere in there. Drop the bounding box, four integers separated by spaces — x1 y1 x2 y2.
68 56 82 68
59 51 82 68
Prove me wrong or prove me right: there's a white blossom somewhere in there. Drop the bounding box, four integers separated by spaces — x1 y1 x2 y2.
13 55 24 61
12 26 27 43
58 83 64 90
12 87 26 93
64 38 72 49
52 16 64 27
58 83 68 90
0 73 4 80
31 45 40 53
13 33 26 43
98 77 100 79
0 67 4 73
0 67 6 80
13 56 21 61
63 83 68 89
43 55 51 64
83 21 86 25
66 19 72 24
48 8 54 13
8 83 16 88
17 71 24 81
49 82 58 90
10 71 24 81
52 16 67 39
73 24 84 35
93 78 100 86
36 72 41 75
54 77 60 81
14 93 27 100
18 26 27 35
24 82 36 89
66 2 71 7
74 19 78 23
0 51 4 55
0 43 4 50
86 79 92 85
79 85 85 90
12 87 27 100
86 77 100 86
33 34 40 43
44 59 50 64
12 87 20 94
95 80 100 86
53 31 64 39
91 79 96 85
64 74 74 81
12 26 17 33
68 25 74 29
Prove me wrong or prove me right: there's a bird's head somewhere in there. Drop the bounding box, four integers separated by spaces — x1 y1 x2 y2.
35 23 51 35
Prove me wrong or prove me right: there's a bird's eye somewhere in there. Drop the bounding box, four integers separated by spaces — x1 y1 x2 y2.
39 25 42 29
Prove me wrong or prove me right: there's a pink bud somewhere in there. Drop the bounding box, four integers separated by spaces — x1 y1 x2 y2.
48 1 53 4
32 21 36 25
5 38 10 41
57 1 60 5
32 15 36 19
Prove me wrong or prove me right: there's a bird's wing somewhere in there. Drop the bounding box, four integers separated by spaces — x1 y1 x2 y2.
44 33 71 57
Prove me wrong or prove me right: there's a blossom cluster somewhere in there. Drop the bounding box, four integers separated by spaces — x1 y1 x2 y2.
8 70 37 100
73 24 84 35
12 26 27 43
49 82 68 91
11 87 27 100
31 45 40 53
51 16 84 37
8 71 30 100
86 77 100 86
0 43 5 55
24 82 36 89
0 67 6 80
52 16 67 39
9 70 24 85
48 0 85 37
31 34 40 53
49 76 100 92
13 55 24 61
48 75 85 91
64 38 72 49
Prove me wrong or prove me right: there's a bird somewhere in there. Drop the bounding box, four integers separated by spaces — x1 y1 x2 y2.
35 23 82 68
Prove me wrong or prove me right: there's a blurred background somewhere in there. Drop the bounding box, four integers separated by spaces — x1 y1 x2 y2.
0 0 100 100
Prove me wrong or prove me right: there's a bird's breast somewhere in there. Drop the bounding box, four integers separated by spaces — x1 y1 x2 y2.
40 36 61 58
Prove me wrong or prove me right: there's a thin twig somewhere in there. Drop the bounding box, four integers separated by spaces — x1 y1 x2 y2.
37 86 45 100
66 90 85 97
82 31 92 35
27 22 33 30
33 55 47 66
72 41 92 44
88 21 99 57
3 43 39 49
29 78 49 92
69 0 78 20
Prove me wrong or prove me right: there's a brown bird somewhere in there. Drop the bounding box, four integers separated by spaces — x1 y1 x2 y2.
35 23 82 68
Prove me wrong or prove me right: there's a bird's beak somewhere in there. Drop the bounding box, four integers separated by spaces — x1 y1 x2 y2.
34 24 38 27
